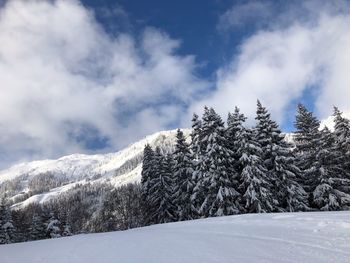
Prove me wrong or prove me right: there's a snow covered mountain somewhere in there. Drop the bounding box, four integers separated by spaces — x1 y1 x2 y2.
0 129 190 208
1 211 349 263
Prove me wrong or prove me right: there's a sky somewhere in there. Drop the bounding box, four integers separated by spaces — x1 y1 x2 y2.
0 0 350 168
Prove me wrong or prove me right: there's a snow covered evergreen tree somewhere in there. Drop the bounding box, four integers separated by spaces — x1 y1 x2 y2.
140 144 155 225
11 209 27 243
0 201 7 244
149 148 176 224
255 101 308 212
46 213 61 238
173 129 194 221
311 126 350 210
60 213 72 237
226 107 247 164
333 107 350 178
190 113 204 219
190 113 202 162
294 104 322 197
236 117 274 213
294 105 350 210
196 107 240 217
0 200 16 244
30 214 46 241
62 223 72 237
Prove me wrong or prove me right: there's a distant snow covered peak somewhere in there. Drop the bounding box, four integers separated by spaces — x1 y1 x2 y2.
0 128 190 208
0 129 189 182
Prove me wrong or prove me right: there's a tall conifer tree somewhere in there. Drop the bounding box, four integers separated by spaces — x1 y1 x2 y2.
255 101 308 212
140 144 155 225
197 107 240 217
236 117 274 213
173 129 194 221
294 104 322 197
190 113 203 219
149 149 176 224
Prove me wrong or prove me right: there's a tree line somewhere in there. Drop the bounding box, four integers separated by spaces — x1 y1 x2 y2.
140 101 350 225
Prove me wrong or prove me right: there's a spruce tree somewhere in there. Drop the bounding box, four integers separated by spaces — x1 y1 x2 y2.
46 213 61 238
312 110 350 210
0 200 16 244
140 144 155 225
149 149 176 224
62 223 72 237
197 107 240 217
236 120 274 213
0 201 6 244
173 129 194 221
190 113 204 219
30 214 46 241
60 212 72 237
11 210 28 243
333 107 350 178
294 105 350 210
294 104 322 197
255 101 308 212
190 113 202 161
226 107 247 163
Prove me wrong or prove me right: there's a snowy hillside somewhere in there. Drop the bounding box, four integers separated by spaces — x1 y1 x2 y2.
0 129 190 207
1 211 350 263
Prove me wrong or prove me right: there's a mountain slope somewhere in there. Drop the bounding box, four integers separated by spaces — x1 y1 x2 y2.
0 129 190 207
1 211 349 263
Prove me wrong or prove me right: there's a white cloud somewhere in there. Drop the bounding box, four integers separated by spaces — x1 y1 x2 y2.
2 0 350 168
0 0 208 167
218 1 273 32
191 0 350 126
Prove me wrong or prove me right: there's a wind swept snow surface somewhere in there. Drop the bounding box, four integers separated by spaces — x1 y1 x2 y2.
1 212 350 263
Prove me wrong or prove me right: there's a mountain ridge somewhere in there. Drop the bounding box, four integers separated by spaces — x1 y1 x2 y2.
0 129 191 208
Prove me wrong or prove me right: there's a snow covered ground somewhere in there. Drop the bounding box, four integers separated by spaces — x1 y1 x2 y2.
1 211 350 263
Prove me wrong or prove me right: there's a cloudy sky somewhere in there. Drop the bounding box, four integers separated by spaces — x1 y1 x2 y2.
0 0 350 168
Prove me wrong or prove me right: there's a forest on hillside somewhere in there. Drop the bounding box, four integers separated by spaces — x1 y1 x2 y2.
1 101 349 244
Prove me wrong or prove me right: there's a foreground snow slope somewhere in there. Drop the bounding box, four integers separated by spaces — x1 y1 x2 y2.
1 211 350 263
